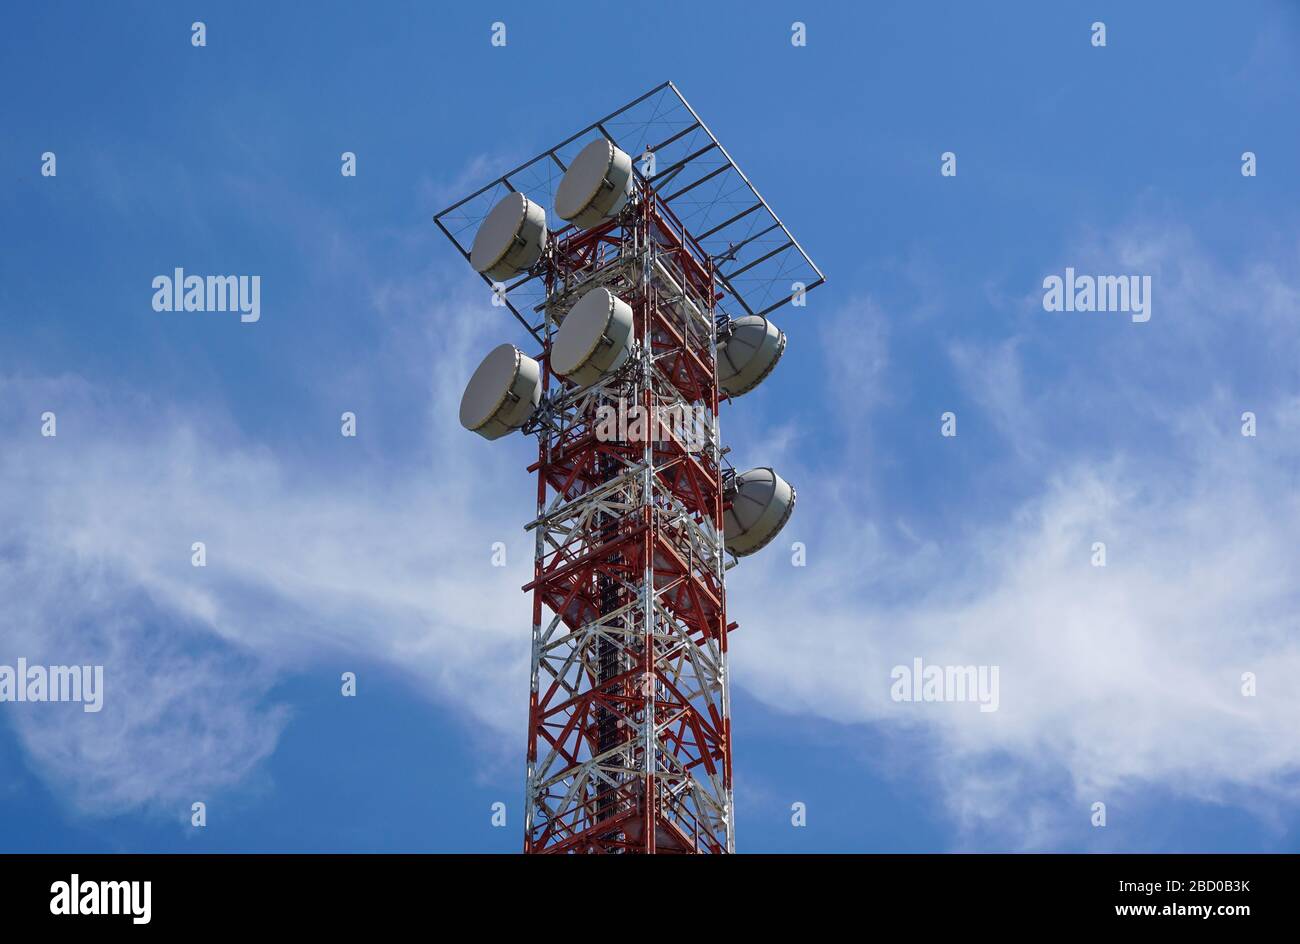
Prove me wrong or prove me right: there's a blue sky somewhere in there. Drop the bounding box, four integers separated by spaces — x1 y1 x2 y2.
2 1 1298 852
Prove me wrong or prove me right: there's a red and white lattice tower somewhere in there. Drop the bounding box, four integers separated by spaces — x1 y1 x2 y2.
435 83 823 854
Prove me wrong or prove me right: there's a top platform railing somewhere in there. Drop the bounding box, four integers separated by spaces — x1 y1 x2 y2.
434 81 825 345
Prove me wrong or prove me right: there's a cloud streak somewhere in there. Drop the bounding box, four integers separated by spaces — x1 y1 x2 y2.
728 221 1300 849
0 268 540 816
2 213 1296 851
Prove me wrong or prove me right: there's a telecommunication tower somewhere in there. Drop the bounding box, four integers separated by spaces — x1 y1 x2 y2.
434 82 823 853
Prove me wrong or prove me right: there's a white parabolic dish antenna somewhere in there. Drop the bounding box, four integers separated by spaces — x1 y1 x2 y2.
551 286 634 386
470 192 548 281
724 467 796 556
459 343 543 440
555 139 634 229
717 315 786 397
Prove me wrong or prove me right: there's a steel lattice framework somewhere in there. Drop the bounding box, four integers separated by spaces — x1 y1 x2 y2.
434 83 822 854
434 81 824 345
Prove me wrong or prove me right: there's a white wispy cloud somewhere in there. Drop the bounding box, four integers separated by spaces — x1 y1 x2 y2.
3 200 1296 853
728 222 1300 849
0 264 540 817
